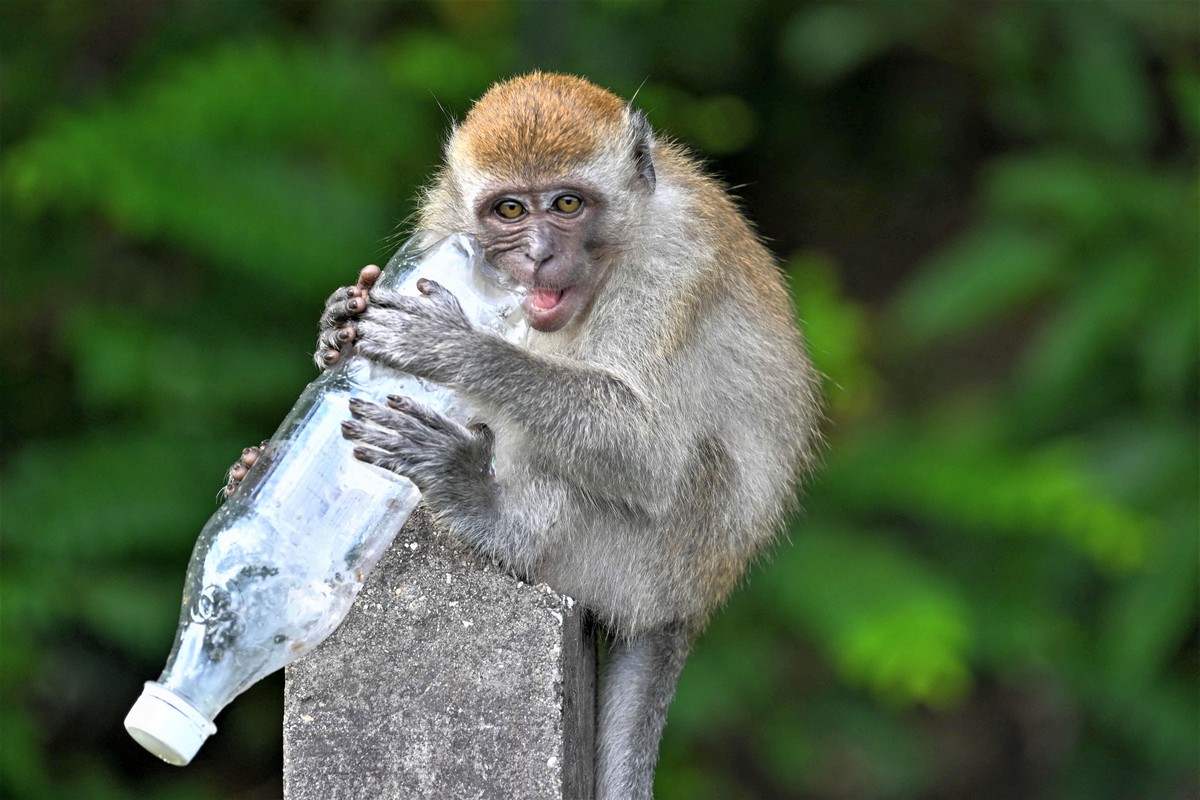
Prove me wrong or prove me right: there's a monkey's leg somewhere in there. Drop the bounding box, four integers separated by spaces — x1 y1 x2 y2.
596 624 693 800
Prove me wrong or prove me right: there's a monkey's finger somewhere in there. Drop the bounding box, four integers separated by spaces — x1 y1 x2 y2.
320 348 342 368
415 277 443 296
414 278 459 306
346 400 446 448
350 443 402 470
357 264 382 291
360 287 416 312
350 445 429 485
416 279 467 317
387 394 464 437
342 414 442 453
317 323 353 353
318 286 363 330
342 421 416 454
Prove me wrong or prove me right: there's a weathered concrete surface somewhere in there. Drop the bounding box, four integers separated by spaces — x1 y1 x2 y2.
283 507 596 799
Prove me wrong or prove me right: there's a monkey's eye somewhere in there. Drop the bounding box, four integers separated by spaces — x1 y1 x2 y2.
494 200 526 220
553 195 583 214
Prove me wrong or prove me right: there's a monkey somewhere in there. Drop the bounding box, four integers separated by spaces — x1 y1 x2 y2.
227 72 821 798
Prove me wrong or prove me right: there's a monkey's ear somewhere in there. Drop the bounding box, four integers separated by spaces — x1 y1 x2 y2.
628 107 657 192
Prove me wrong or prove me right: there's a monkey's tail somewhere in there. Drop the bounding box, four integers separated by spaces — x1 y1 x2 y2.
595 623 693 800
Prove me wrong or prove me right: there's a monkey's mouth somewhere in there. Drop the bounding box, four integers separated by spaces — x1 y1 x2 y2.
529 287 565 311
524 286 575 332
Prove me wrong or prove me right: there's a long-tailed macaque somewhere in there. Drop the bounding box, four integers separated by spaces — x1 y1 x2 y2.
230 72 821 798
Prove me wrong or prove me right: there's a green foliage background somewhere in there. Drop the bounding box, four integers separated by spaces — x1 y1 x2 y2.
2 2 1196 798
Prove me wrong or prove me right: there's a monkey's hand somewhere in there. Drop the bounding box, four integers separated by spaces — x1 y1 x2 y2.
314 264 382 370
340 395 493 511
352 279 475 384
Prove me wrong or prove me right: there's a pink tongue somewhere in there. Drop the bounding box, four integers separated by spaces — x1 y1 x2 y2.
531 288 564 310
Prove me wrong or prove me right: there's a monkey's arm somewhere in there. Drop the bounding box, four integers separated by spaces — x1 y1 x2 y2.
352 281 686 506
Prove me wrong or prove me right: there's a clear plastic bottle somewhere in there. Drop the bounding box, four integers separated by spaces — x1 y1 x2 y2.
124 232 527 765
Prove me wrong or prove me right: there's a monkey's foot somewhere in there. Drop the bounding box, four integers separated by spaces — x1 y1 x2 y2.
222 440 270 498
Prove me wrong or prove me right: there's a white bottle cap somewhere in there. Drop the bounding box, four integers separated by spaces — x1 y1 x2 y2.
124 681 217 765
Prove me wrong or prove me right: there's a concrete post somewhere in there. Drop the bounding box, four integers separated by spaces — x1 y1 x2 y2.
283 508 596 799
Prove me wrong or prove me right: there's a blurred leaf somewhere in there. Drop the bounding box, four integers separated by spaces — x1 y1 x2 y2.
0 570 72 674
779 6 893 85
0 709 50 799
1014 244 1157 422
892 223 1067 347
821 424 1153 572
787 250 880 420
75 571 183 659
670 621 783 735
61 308 312 426
631 84 758 156
2 39 443 294
7 125 392 296
90 39 430 177
1053 12 1155 152
788 695 931 798
1138 265 1200 407
983 154 1128 240
1075 661 1199 788
2 433 238 561
383 30 504 101
1099 505 1198 690
1171 65 1200 136
686 95 757 155
982 153 1193 242
765 524 972 707
979 7 1053 137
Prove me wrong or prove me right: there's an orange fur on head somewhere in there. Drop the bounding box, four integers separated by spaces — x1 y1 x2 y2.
453 72 627 180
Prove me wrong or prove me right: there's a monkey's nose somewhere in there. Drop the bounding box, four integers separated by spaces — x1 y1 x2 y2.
526 250 554 271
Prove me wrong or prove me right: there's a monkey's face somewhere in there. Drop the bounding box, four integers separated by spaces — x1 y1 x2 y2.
474 185 608 333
